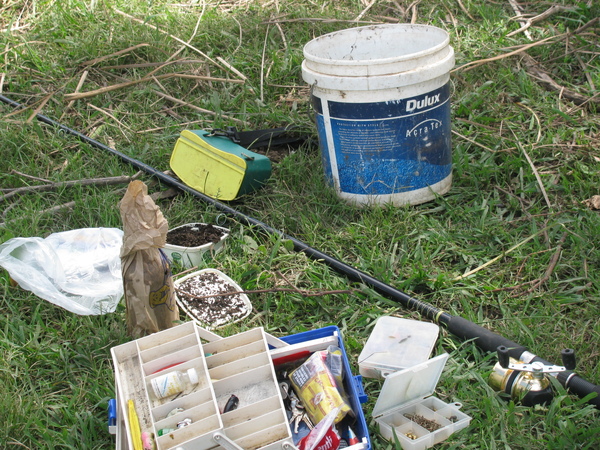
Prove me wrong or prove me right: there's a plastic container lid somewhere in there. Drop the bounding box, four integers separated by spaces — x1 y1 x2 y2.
301 49 455 91
372 353 449 418
358 316 439 378
187 368 199 385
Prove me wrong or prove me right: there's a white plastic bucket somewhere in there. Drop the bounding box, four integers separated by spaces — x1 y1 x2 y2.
302 24 455 206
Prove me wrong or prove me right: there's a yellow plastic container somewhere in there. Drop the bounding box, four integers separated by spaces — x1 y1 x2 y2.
170 130 272 201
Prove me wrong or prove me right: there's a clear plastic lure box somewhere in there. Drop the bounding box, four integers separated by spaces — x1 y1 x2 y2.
111 321 294 450
372 353 471 450
358 316 439 379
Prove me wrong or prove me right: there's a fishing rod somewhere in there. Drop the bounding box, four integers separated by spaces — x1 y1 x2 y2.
2 94 599 409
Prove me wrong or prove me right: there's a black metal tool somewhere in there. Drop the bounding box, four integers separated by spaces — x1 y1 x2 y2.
1 94 598 409
208 125 306 149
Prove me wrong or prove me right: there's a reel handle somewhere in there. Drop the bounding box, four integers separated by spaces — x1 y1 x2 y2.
497 345 510 369
561 348 576 371
495 346 576 373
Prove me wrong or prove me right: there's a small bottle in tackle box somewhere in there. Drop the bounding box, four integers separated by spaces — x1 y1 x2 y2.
372 353 471 450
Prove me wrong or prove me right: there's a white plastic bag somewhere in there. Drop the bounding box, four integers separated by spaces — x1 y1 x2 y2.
0 228 124 315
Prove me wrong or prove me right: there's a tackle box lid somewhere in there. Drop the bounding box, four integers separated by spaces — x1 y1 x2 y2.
372 352 449 418
358 316 439 378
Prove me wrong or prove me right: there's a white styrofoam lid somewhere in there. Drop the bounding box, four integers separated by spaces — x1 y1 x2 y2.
372 353 450 418
358 316 439 374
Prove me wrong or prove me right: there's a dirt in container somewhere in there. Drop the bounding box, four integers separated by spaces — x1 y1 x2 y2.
166 224 225 247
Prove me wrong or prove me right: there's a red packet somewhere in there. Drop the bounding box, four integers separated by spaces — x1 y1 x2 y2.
298 408 341 450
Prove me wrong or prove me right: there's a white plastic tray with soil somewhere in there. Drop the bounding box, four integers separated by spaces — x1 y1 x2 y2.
174 268 252 330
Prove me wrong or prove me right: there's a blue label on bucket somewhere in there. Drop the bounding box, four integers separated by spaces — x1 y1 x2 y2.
313 83 452 196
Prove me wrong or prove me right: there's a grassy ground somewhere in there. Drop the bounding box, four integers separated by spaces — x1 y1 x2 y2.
1 0 599 448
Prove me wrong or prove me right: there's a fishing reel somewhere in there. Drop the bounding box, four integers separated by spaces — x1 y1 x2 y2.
488 346 576 406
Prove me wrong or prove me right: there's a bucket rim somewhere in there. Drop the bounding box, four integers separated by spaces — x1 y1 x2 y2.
303 23 450 67
301 48 454 91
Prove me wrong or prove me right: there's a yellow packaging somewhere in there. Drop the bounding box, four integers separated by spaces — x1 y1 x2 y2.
289 350 352 425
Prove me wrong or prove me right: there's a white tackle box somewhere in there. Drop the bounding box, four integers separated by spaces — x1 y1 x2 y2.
111 321 294 450
112 323 371 450
372 353 471 450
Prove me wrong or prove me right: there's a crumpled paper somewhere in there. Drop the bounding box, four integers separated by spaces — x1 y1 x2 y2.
120 180 179 337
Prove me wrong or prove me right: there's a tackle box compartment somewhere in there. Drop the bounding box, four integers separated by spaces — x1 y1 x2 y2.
272 326 371 450
111 322 293 450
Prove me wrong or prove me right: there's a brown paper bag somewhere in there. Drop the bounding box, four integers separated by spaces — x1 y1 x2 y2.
119 180 179 337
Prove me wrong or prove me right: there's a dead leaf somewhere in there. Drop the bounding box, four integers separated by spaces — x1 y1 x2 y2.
583 195 600 210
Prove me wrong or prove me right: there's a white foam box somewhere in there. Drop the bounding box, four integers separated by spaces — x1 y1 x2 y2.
372 353 471 450
111 321 293 450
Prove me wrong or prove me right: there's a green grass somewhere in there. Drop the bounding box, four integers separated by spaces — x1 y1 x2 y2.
1 0 600 448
